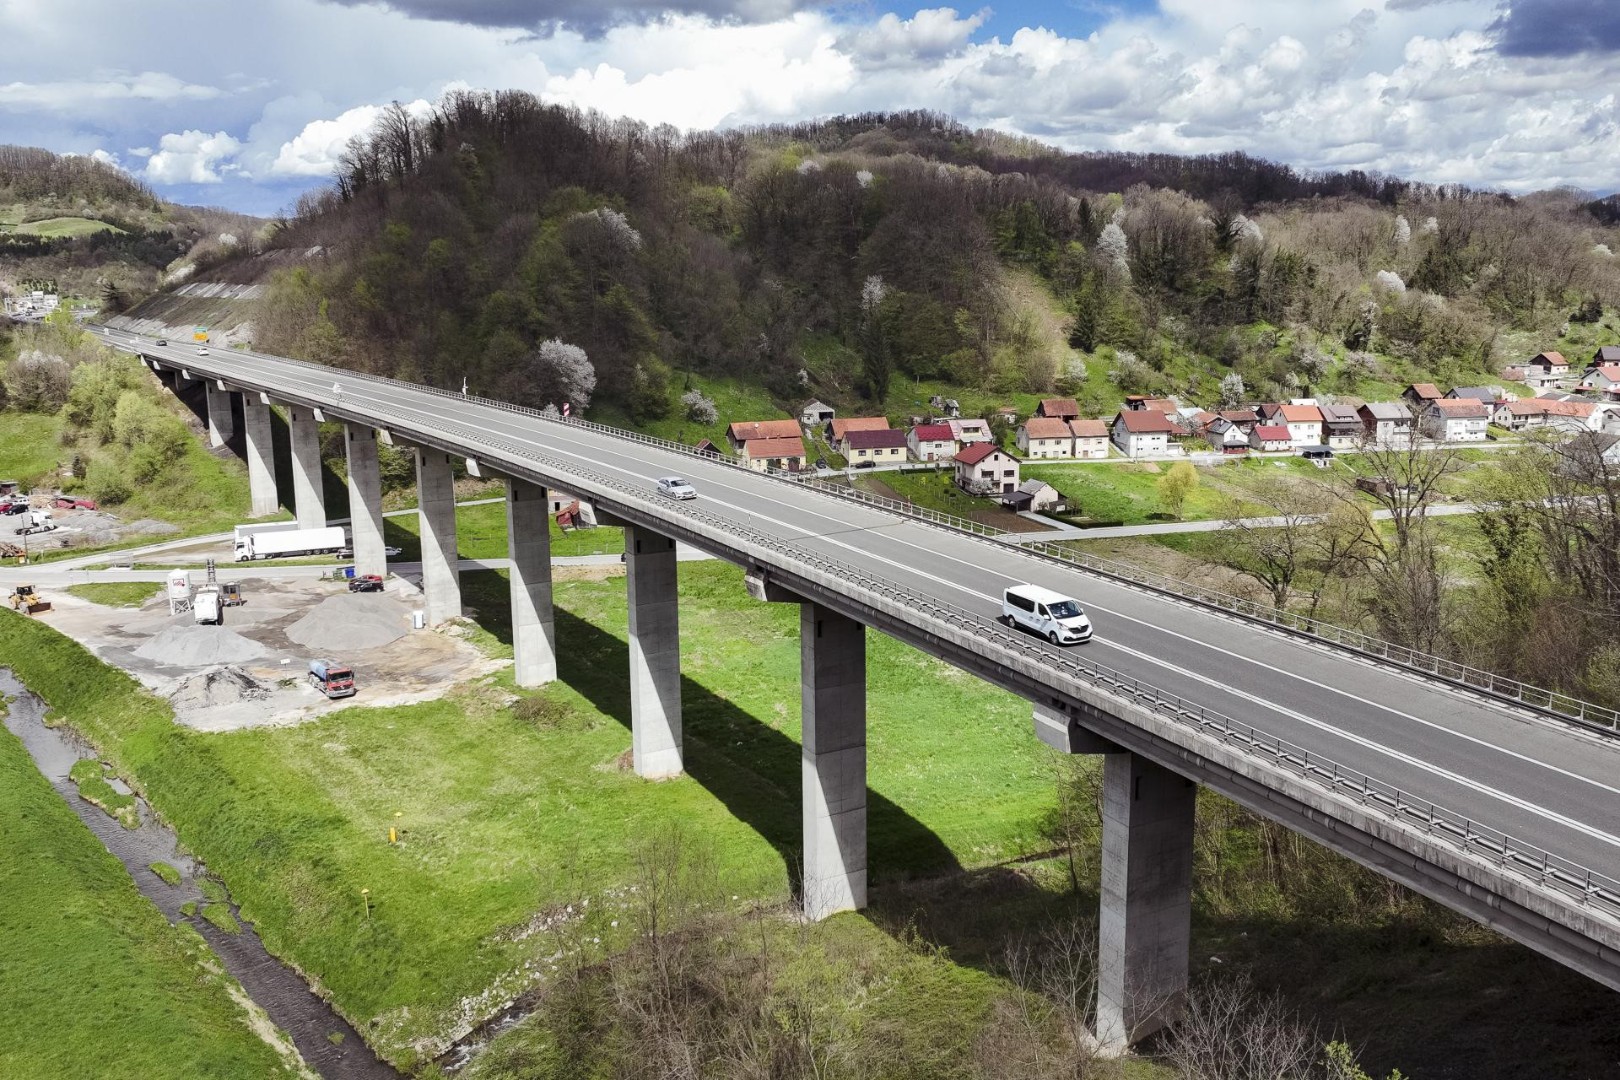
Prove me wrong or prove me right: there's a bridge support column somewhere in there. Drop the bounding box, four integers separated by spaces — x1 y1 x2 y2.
241 397 278 517
204 382 235 448
1096 751 1195 1052
287 405 326 529
507 478 557 687
801 602 866 920
415 447 462 625
625 525 682 778
346 424 386 579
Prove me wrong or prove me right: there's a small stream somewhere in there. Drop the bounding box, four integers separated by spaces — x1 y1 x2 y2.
0 670 400 1080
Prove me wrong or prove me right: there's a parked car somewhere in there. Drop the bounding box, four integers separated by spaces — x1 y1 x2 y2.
853 460 876 469
335 545 402 560
348 574 385 593
656 475 697 500
53 496 97 510
1 501 28 516
1001 584 1093 645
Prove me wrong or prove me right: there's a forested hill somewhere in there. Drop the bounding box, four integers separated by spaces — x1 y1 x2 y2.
180 97 1620 420
0 146 262 310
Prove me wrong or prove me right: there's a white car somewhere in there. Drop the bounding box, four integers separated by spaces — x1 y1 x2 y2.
196 346 209 355
1002 584 1093 645
656 476 697 500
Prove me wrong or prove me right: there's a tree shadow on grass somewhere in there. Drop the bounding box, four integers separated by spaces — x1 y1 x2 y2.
459 570 960 902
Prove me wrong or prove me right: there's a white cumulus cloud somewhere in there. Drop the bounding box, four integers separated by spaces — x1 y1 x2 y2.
144 130 243 184
270 99 434 177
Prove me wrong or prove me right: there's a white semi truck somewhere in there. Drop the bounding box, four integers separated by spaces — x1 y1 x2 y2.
234 525 346 561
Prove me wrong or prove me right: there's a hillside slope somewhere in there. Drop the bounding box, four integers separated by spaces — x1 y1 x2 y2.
115 100 1620 423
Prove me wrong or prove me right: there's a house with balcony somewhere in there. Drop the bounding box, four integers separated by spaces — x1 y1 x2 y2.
946 418 992 450
1422 399 1489 442
953 443 1020 494
1358 401 1413 446
1317 404 1363 448
1206 417 1251 453
1277 403 1324 447
1110 410 1175 458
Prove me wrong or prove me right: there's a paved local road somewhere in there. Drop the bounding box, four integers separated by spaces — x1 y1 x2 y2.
108 332 1620 906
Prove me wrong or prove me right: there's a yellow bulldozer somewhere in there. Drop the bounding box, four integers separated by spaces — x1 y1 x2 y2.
9 585 50 615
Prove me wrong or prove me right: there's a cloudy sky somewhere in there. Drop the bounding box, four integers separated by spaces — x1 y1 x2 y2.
3 0 1617 215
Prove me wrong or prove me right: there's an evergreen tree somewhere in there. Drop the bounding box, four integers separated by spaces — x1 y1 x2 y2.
1069 276 1101 353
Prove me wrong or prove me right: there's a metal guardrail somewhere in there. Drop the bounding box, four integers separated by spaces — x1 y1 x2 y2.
113 327 1620 734
357 393 1620 923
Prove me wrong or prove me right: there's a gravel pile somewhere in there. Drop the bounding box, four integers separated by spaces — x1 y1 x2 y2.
169 666 271 711
134 625 266 666
286 593 407 652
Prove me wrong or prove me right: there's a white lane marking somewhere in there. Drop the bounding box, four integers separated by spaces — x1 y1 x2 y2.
186 352 1620 820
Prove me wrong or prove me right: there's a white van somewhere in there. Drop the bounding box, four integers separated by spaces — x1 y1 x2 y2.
1002 584 1093 645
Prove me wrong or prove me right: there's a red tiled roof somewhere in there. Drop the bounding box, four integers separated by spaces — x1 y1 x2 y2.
1531 351 1568 367
955 442 1002 465
1219 409 1258 424
846 428 909 451
1022 417 1073 439
729 419 801 442
1407 383 1442 400
742 437 806 458
1038 397 1081 418
1502 399 1595 417
1114 410 1175 434
1069 419 1109 438
1430 399 1488 417
1277 403 1322 423
911 423 954 441
1253 424 1291 440
1585 364 1620 382
830 416 890 440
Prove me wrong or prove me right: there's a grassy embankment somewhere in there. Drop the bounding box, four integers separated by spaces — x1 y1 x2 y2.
0 563 1054 1069
0 709 294 1078
65 581 162 607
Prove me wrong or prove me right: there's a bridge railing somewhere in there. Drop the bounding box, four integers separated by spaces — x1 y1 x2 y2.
362 393 1620 924
118 327 1620 734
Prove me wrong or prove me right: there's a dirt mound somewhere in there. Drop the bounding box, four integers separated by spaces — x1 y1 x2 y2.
169 666 271 711
133 624 266 667
286 593 407 652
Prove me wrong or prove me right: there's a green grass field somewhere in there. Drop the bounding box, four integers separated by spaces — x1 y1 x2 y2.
0 411 66 483
0 719 290 1078
65 581 161 607
14 215 123 238
0 561 1051 1067
383 500 625 560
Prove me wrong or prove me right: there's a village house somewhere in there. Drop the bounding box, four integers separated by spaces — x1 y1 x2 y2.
1070 418 1111 459
953 443 1020 494
727 419 801 452
1492 398 1598 433
1358 401 1413 446
1184 409 1220 436
1568 431 1620 469
1218 408 1259 433
1578 363 1620 401
1256 402 1285 423
1317 404 1363 449
908 423 956 462
1594 346 1620 364
928 394 961 418
1017 416 1075 459
1401 383 1444 411
1003 479 1065 513
1249 424 1293 452
1523 351 1572 388
1124 395 1179 414
1422 399 1490 442
1035 397 1080 420
1111 409 1175 458
799 400 835 429
828 416 890 453
1206 417 1251 453
946 418 993 449
1277 403 1324 447
844 428 908 466
1446 386 1504 408
741 437 808 472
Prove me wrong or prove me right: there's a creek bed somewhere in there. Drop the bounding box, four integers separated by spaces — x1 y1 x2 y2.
0 669 399 1080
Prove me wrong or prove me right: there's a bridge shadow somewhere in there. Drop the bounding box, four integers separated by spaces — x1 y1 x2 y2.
458 570 960 899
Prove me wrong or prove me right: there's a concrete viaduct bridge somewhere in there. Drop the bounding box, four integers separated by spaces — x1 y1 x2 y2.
106 327 1620 1050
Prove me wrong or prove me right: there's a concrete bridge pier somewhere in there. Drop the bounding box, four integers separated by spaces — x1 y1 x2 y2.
286 405 326 529
506 477 557 687
240 395 279 517
624 524 683 778
204 381 236 448
800 602 867 919
345 424 386 579
1033 705 1195 1051
414 446 462 625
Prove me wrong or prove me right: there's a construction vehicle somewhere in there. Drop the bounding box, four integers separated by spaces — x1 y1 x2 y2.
18 510 56 536
193 586 222 625
308 659 356 698
220 582 244 606
9 585 50 615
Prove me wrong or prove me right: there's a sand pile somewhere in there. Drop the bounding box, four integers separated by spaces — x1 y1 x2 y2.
134 624 266 666
286 593 407 652
169 666 271 711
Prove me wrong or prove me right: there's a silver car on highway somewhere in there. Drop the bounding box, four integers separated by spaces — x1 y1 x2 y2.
656 476 697 500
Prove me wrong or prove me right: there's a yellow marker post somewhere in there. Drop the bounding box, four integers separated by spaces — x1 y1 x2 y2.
361 887 371 920
389 827 396 844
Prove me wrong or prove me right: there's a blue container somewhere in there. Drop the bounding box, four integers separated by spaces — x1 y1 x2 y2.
342 565 356 579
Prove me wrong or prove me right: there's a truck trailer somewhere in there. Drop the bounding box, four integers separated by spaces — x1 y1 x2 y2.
234 525 346 561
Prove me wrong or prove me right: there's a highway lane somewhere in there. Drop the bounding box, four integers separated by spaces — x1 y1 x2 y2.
130 335 1620 884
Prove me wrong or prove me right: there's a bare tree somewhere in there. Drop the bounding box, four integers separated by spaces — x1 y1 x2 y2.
1161 975 1319 1080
